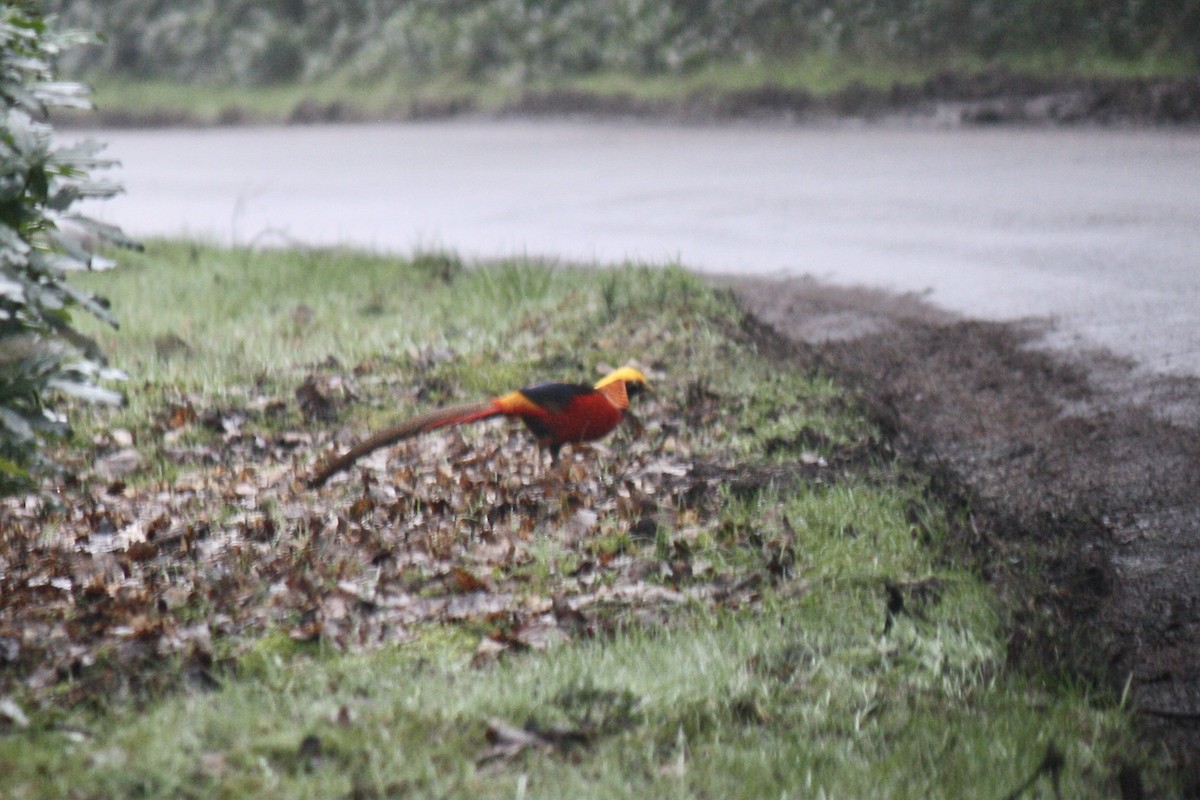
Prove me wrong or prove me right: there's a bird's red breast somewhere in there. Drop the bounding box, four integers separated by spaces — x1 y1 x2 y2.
492 381 626 447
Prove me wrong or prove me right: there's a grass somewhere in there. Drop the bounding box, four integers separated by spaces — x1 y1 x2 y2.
81 49 1196 127
567 48 1197 100
86 69 493 124
0 242 1166 797
73 243 633 435
1 605 1134 799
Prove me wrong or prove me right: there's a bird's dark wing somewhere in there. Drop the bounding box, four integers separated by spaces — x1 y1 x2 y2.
517 381 594 414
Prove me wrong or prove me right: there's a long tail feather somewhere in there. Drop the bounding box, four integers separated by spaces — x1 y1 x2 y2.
307 400 499 486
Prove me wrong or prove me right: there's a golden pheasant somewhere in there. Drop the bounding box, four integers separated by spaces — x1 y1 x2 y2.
307 366 648 486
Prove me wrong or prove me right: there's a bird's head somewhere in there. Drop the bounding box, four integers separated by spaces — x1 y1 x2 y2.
594 366 649 398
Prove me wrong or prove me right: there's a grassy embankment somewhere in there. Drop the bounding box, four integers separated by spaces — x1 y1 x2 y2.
82 50 1195 125
0 243 1162 798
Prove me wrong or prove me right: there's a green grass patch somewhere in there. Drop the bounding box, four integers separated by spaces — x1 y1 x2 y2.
0 602 1147 799
83 49 1196 127
87 69 499 125
0 242 1166 797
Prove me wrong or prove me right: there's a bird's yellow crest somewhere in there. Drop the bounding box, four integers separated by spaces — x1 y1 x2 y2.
593 367 648 410
593 366 648 391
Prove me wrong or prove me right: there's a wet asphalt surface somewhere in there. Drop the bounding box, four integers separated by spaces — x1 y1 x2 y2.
84 120 1200 376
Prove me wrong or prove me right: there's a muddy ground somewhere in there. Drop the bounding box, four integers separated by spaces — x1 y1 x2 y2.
510 70 1200 127
730 276 1200 794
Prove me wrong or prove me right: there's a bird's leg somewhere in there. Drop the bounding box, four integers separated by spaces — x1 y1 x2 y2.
532 443 546 482
622 410 645 439
550 444 576 487
547 444 573 516
558 448 575 483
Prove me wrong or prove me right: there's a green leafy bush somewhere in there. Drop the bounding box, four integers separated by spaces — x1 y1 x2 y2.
41 0 1200 86
0 7 133 492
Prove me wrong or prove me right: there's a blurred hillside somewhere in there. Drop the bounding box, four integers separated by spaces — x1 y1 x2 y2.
46 0 1198 87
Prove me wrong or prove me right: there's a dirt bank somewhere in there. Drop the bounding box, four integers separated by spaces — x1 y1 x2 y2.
730 275 1200 793
513 70 1200 126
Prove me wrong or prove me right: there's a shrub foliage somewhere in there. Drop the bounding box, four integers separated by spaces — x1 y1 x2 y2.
44 0 1200 87
0 6 131 492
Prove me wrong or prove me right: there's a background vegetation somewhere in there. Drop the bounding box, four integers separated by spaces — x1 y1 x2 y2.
45 0 1198 89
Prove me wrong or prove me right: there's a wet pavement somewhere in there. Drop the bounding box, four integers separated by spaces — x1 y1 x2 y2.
78 120 1200 377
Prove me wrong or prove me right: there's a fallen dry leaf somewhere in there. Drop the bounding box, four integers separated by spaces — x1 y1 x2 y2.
478 717 550 764
0 696 29 728
94 448 141 480
0 368 824 712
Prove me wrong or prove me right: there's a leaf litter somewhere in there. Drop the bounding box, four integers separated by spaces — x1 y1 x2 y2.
0 360 857 715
